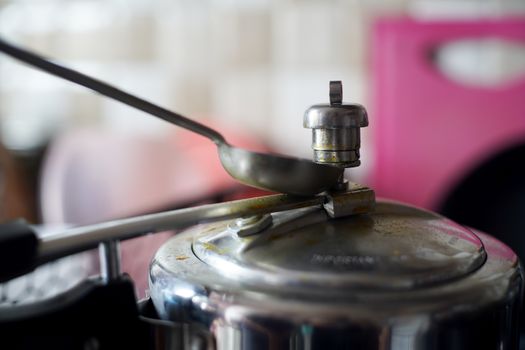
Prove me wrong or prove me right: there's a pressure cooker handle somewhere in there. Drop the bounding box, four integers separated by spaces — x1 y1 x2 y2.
0 188 373 283
0 220 38 283
0 194 326 282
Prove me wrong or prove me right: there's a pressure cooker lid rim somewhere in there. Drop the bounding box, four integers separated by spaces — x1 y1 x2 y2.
184 201 487 292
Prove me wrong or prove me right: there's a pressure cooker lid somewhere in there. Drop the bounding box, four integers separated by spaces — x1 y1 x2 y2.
182 201 486 291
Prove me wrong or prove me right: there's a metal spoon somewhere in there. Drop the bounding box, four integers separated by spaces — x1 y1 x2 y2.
0 37 342 195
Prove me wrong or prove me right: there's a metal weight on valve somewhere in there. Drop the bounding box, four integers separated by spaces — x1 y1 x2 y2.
304 81 369 169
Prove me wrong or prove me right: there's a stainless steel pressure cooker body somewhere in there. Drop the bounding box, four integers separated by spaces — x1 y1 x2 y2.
149 200 522 350
148 82 522 350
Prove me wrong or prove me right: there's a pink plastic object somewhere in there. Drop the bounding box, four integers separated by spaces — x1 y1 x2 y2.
372 18 525 209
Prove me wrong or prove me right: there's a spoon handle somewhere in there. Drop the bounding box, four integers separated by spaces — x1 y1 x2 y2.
0 37 226 145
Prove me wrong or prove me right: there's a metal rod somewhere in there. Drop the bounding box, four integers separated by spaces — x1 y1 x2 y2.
38 194 325 263
0 37 225 145
99 241 121 283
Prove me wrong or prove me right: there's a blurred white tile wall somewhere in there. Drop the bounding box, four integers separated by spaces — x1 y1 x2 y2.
0 0 522 165
0 0 373 156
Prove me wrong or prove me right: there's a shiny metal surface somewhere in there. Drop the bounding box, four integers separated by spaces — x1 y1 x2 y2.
228 215 273 238
323 182 375 217
304 104 369 128
37 187 373 264
0 37 342 196
149 200 523 349
192 204 486 291
217 144 342 196
329 80 343 105
304 81 368 168
38 194 326 261
99 241 121 282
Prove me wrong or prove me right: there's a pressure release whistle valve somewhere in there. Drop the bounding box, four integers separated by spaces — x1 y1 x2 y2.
304 81 368 168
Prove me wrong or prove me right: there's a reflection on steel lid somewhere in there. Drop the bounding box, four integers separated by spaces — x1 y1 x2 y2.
182 201 486 292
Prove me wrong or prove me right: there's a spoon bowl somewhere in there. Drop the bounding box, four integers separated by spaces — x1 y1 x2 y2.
218 144 343 196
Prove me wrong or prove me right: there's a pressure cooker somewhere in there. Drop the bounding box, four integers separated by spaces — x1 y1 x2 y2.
0 38 522 350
